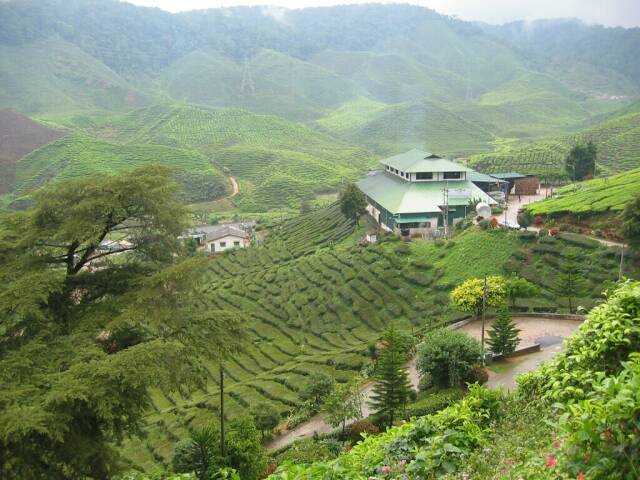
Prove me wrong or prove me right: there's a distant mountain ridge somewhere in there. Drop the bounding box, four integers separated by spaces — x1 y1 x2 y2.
2 0 640 210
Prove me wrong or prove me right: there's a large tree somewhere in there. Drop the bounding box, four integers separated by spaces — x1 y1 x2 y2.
338 183 367 226
0 166 246 479
565 141 597 181
368 325 413 428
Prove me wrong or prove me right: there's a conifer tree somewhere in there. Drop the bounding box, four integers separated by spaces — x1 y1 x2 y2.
487 305 521 356
556 250 589 313
368 325 413 428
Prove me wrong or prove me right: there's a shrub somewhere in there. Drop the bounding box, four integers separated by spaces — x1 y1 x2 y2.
518 231 537 241
469 365 489 385
416 328 482 388
538 228 548 237
534 215 544 226
347 420 380 445
403 388 463 419
273 438 337 465
478 219 490 230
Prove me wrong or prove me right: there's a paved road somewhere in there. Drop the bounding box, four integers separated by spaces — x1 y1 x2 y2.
266 316 581 450
266 360 420 451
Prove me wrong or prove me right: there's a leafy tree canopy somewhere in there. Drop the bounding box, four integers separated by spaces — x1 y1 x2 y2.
450 276 507 318
565 141 596 181
417 328 482 388
338 183 367 226
0 166 246 479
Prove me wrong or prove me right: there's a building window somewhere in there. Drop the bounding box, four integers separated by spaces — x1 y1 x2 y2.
416 172 433 180
444 171 462 179
220 241 226 248
234 241 240 246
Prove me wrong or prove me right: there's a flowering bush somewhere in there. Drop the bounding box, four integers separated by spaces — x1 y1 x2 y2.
450 276 507 318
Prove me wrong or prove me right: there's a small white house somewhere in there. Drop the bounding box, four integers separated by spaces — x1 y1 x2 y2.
203 226 250 253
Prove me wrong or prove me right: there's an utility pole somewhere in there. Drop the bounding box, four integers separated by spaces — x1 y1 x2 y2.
442 181 449 239
220 366 225 457
481 275 487 366
619 244 625 282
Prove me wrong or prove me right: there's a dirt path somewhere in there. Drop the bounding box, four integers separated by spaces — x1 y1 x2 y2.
229 176 239 197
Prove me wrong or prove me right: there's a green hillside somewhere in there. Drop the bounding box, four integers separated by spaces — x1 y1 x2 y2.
323 99 495 157
54 104 373 210
468 104 640 180
12 133 228 203
122 207 633 471
0 38 149 114
268 280 640 479
527 168 640 216
160 49 358 121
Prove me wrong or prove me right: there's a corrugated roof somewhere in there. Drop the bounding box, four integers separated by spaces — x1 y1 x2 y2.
204 226 249 242
491 172 526 180
357 170 496 215
380 148 472 173
468 171 508 184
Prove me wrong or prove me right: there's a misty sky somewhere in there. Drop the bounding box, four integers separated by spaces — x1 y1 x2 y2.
124 0 640 28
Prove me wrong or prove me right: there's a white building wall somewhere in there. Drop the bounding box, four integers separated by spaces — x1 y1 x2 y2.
207 235 248 253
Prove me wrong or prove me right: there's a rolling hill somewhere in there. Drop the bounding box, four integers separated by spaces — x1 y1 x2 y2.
0 109 64 194
120 205 633 471
34 104 374 211
318 99 495 157
0 38 149 114
526 167 640 217
12 132 229 204
1 1 639 211
468 101 640 180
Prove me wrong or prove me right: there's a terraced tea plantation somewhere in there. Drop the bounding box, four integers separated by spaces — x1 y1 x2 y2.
121 205 632 471
57 104 374 210
468 107 640 181
526 167 640 217
12 132 228 202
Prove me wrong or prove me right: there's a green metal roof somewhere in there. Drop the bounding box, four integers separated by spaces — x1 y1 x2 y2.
380 148 472 173
468 171 508 184
491 172 526 180
396 214 433 223
357 170 496 215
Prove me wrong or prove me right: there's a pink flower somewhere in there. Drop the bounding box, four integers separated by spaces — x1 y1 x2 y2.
545 455 557 468
381 466 391 474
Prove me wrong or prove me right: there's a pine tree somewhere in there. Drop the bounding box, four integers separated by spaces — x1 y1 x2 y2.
368 325 413 428
556 250 589 313
487 305 521 356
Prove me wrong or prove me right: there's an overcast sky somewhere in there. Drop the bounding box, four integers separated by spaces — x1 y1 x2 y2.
124 0 640 28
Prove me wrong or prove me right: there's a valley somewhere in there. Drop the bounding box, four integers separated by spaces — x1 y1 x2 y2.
1 1 640 479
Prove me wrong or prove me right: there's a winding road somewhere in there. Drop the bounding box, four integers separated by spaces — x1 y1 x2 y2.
229 176 239 197
266 315 582 450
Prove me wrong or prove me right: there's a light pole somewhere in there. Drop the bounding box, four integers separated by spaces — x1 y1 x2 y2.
220 366 225 457
481 275 487 367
